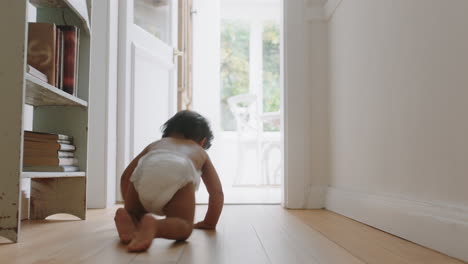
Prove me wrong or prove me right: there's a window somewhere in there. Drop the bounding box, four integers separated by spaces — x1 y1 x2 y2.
220 20 250 131
220 19 280 132
262 21 280 131
134 0 170 43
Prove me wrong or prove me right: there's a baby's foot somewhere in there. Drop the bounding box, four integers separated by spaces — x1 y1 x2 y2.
128 214 157 252
114 208 136 244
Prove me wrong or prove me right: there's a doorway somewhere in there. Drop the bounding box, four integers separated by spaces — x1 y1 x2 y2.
192 0 282 203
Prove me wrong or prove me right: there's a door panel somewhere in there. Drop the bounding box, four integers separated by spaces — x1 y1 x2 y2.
130 43 173 155
117 0 177 201
134 0 172 43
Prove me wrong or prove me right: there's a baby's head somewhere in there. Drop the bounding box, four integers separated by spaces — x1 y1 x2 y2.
161 110 214 149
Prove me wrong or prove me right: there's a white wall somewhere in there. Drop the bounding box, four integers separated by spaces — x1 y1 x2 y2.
327 0 468 260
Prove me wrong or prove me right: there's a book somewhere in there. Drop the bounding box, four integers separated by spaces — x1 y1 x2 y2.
74 28 80 96
24 141 76 152
24 150 74 158
24 136 71 145
26 65 48 83
58 25 79 95
28 23 57 87
57 28 64 89
23 165 80 172
24 131 72 141
55 27 60 87
23 156 78 166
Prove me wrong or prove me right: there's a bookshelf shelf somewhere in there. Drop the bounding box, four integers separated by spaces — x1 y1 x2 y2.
22 171 86 179
29 0 90 34
25 73 88 107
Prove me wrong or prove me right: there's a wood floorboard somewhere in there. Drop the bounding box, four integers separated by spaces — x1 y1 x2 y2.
177 205 225 264
262 206 364 264
291 209 466 264
178 205 270 264
0 205 465 264
248 206 321 264
79 239 137 264
131 239 186 264
1 213 113 264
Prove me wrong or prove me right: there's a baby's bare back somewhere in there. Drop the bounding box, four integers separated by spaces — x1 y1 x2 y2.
147 138 208 171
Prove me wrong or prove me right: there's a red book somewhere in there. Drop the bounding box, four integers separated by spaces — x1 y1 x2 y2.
24 130 72 141
58 25 79 95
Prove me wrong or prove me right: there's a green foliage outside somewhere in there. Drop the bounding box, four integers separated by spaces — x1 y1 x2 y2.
220 20 280 131
262 21 281 131
220 20 250 131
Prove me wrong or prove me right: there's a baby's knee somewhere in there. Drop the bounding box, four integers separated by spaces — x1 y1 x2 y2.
114 208 127 219
178 221 194 241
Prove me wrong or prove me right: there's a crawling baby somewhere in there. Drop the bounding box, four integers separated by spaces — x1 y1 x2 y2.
115 110 224 252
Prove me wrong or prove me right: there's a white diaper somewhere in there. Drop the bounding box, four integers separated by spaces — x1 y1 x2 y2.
130 149 201 216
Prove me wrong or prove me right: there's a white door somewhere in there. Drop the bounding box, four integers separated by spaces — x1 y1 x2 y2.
117 0 178 201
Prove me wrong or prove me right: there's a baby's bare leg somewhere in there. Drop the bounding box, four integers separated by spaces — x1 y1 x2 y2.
115 183 146 244
114 208 135 244
128 184 195 252
157 183 196 240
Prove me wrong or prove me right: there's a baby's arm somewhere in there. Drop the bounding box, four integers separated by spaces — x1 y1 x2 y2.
195 156 224 229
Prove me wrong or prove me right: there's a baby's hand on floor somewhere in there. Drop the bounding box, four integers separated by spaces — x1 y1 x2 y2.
194 221 216 230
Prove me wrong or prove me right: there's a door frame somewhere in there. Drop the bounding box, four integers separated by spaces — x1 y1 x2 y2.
87 0 119 208
282 0 328 209
116 0 132 202
88 0 325 209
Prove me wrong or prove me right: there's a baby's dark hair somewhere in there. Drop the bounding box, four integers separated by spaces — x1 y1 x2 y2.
161 110 214 149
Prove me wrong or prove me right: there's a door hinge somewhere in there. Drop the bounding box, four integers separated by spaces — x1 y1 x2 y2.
173 48 184 63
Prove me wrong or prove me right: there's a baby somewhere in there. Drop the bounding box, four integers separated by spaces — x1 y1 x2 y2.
114 110 224 252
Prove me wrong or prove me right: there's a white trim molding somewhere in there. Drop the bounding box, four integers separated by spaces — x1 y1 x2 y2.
87 0 118 208
326 187 468 262
304 186 328 209
305 0 343 21
324 0 343 20
305 6 325 21
283 0 328 209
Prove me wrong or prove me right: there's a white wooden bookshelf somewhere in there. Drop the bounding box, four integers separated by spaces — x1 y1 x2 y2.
0 0 91 242
30 0 90 33
25 73 88 107
22 172 86 179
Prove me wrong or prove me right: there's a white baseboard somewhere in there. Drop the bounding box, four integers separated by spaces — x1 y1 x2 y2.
284 185 327 209
325 187 468 262
305 185 327 209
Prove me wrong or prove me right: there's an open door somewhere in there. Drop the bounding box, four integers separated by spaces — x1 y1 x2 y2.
117 0 178 201
192 0 282 203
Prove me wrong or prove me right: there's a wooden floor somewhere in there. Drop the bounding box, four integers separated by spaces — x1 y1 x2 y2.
0 205 465 264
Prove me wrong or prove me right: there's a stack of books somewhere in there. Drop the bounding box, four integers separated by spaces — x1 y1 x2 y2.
27 22 80 95
26 65 48 83
23 131 79 172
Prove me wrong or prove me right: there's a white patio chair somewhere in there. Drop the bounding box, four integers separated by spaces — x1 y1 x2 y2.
227 93 281 186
